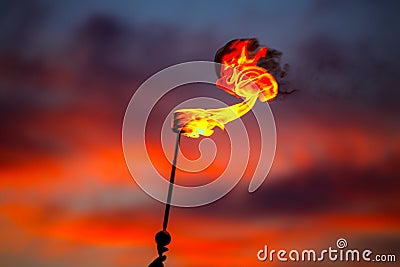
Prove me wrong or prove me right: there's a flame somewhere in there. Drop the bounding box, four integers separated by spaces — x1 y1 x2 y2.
173 39 278 138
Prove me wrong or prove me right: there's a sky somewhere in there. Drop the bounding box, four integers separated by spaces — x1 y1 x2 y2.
0 0 400 266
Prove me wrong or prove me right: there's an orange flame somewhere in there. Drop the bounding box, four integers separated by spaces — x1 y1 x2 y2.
173 39 278 138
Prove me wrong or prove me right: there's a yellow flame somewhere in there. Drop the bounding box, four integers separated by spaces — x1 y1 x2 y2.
173 39 278 138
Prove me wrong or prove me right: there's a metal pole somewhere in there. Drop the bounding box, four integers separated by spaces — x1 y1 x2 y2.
149 132 181 266
162 132 181 231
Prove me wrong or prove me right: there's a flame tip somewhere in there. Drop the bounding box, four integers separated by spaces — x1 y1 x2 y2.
172 38 278 138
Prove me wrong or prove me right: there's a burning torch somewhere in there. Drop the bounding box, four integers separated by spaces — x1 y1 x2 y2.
149 38 280 266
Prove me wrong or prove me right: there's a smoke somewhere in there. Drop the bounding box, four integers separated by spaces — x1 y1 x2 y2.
289 0 400 110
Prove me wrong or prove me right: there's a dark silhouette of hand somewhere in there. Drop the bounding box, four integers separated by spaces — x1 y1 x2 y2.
148 230 171 266
148 255 166 267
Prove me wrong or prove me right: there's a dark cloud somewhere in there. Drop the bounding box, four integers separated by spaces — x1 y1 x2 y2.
0 0 53 56
290 33 400 111
291 0 400 110
1 2 400 266
194 152 400 220
0 13 220 165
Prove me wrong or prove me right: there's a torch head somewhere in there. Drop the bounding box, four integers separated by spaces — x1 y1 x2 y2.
172 109 224 138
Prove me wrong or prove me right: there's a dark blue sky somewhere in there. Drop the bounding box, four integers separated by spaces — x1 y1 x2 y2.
4 0 399 106
8 1 400 61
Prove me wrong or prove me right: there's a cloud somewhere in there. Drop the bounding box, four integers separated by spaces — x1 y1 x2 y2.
290 0 400 110
1 3 400 266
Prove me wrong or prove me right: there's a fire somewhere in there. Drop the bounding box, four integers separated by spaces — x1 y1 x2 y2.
173 39 278 138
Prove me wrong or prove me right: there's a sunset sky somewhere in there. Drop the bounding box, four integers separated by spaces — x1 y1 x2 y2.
1 1 399 266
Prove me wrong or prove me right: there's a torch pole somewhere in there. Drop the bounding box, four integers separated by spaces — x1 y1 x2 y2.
163 131 181 231
151 132 181 264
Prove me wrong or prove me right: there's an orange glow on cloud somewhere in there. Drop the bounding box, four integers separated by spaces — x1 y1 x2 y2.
2 110 400 267
1 51 399 266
